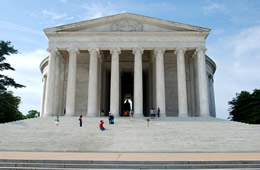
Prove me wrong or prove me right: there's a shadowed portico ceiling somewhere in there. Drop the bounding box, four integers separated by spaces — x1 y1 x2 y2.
44 12 210 35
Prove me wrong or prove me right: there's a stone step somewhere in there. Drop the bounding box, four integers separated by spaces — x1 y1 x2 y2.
0 159 260 169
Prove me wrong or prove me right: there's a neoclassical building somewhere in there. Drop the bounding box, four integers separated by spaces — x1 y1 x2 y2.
40 12 216 117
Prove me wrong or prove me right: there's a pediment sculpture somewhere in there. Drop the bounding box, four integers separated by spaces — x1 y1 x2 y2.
112 21 143 32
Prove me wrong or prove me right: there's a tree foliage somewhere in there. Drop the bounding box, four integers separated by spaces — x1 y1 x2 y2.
0 41 25 123
228 89 260 124
24 110 40 119
0 41 25 90
0 90 23 123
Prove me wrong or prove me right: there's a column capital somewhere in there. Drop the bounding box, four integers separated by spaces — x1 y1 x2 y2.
88 47 100 55
47 47 60 55
132 47 144 55
195 47 207 54
154 47 166 56
67 46 79 55
174 47 187 55
110 47 121 55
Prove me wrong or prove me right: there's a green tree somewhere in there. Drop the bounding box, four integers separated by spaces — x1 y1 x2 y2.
0 90 23 123
0 41 25 90
228 89 260 124
24 110 40 119
0 41 25 123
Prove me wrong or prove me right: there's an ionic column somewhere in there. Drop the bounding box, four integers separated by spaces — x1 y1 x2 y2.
195 47 210 117
154 48 166 117
65 47 79 116
133 47 144 116
87 48 100 117
110 48 121 116
54 53 61 115
175 48 188 117
43 47 59 116
209 74 216 117
40 75 47 117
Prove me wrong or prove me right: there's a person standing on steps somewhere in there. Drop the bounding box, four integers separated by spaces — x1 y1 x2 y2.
108 112 112 124
79 115 83 127
157 107 160 118
108 112 114 124
99 120 105 131
55 116 59 126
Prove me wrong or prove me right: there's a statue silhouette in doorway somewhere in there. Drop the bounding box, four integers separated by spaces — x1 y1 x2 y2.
123 99 131 116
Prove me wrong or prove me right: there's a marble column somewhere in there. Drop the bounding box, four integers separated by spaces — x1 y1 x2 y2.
208 74 216 117
154 48 166 117
87 48 100 117
133 47 144 116
110 48 121 116
195 47 210 117
175 48 188 117
65 47 79 116
40 76 47 117
54 54 61 115
43 47 58 116
59 57 65 115
152 55 156 108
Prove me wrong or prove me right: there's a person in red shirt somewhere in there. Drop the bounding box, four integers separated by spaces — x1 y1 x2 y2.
99 120 105 131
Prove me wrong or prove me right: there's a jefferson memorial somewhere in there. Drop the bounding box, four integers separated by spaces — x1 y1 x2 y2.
40 12 216 117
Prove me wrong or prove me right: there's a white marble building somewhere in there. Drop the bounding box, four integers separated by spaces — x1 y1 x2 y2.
40 12 216 117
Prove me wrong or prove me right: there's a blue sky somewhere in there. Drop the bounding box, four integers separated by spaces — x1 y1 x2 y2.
1 0 260 119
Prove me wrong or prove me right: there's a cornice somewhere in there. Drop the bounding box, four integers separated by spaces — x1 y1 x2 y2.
45 31 209 39
44 12 210 33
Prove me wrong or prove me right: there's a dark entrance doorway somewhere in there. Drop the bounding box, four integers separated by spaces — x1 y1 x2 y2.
121 72 133 116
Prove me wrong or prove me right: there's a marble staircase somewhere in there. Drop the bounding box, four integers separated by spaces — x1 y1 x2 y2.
0 116 260 152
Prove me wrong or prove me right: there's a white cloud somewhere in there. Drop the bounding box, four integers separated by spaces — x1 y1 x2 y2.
65 16 74 20
4 49 48 115
208 25 260 119
80 1 118 20
0 21 43 36
228 26 260 58
42 10 67 20
202 1 228 14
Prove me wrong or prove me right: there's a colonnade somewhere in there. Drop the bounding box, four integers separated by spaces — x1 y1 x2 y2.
43 47 210 117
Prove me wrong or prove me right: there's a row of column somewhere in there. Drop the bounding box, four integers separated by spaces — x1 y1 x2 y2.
43 47 209 117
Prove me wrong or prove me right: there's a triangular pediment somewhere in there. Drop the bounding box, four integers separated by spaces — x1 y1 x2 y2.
44 12 210 34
